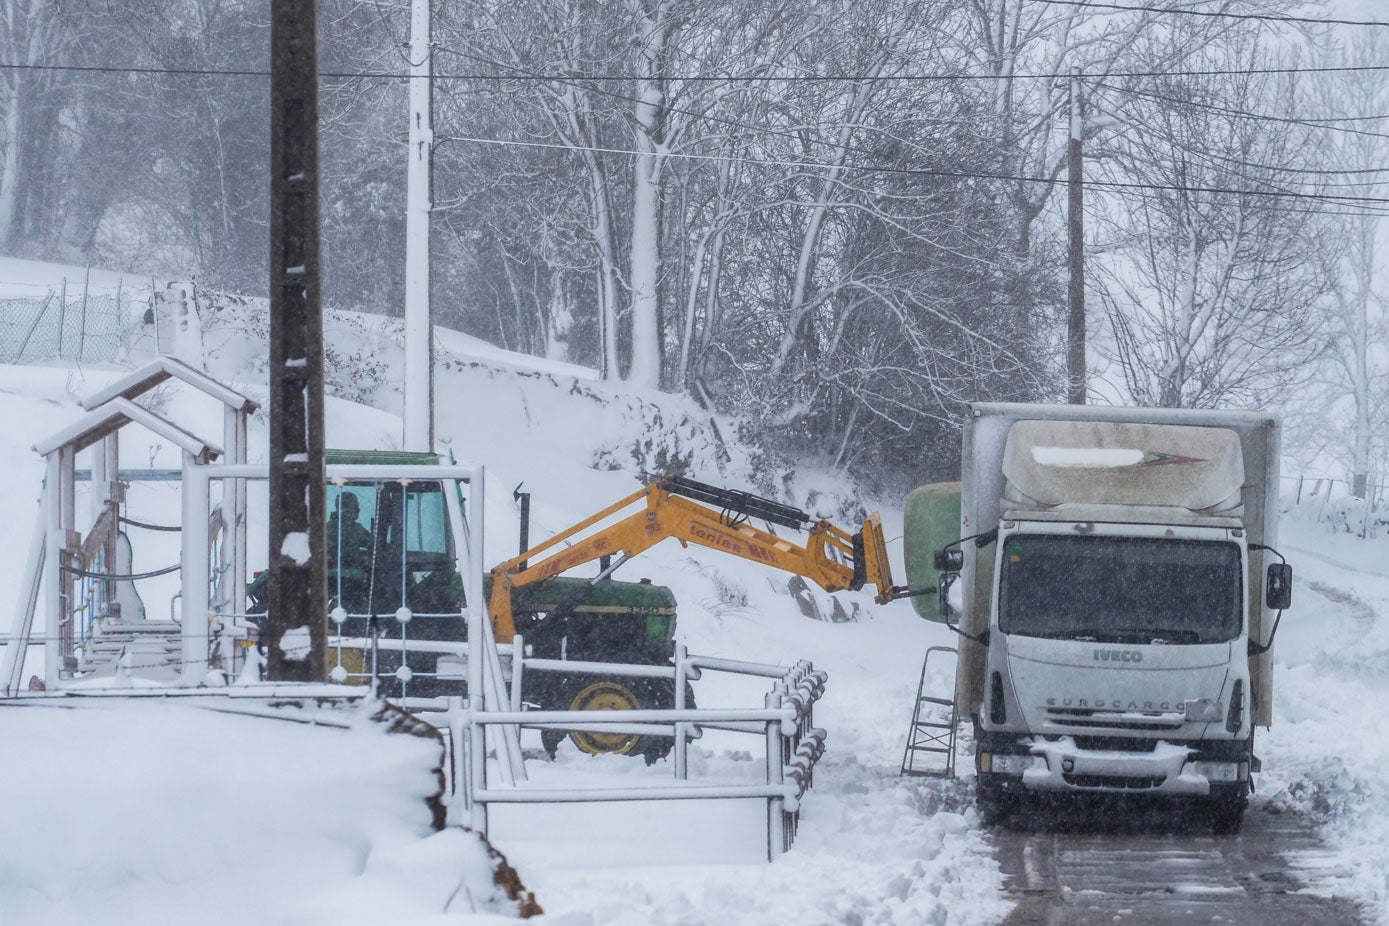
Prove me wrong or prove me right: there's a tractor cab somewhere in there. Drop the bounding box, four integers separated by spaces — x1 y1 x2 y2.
248 450 463 621
246 450 469 695
323 453 462 620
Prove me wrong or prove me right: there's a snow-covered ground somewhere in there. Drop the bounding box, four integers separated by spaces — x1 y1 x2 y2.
1261 506 1389 919
0 256 1386 924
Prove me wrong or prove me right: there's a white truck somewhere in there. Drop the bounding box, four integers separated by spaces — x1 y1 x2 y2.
906 403 1292 832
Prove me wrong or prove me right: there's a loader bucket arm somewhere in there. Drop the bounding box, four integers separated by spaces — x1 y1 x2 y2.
858 512 897 605
487 476 898 641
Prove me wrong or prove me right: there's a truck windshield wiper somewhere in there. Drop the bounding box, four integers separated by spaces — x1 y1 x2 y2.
1146 629 1202 644
1012 629 1098 641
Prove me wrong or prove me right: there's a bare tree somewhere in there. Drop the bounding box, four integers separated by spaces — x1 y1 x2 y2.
1308 34 1389 496
1094 52 1331 409
0 0 81 251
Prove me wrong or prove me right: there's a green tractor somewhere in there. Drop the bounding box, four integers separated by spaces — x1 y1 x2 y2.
496 574 687 762
247 450 687 760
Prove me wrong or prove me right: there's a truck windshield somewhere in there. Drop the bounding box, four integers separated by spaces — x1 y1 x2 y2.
998 535 1242 644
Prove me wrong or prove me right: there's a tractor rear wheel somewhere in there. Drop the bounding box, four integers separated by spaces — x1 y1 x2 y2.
539 677 692 764
541 678 644 759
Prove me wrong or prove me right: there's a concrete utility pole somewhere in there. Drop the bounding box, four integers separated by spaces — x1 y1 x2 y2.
267 0 328 681
403 0 435 452
1067 69 1087 406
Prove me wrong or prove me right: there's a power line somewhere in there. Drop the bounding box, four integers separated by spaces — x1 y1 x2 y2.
12 56 1384 188
1096 81 1389 141
443 45 1389 188
441 133 1389 208
439 51 1389 207
1025 0 1389 29
1088 88 1389 178
7 58 1389 82
1089 125 1389 213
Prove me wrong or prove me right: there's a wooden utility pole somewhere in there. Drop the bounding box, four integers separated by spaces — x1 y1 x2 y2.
402 0 435 452
266 0 327 681
1067 69 1087 405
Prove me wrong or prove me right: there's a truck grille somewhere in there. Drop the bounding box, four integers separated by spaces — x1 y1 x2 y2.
1063 773 1167 790
1070 736 1158 752
1044 708 1184 732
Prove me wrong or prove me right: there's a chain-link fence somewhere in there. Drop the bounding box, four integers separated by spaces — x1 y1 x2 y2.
0 282 136 364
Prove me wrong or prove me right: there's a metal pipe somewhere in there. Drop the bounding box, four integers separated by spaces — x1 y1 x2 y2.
685 655 789 678
181 455 211 684
447 696 470 821
1 517 46 696
209 463 481 481
766 687 786 859
57 446 76 680
44 453 62 688
522 658 673 679
468 707 794 725
674 642 688 781
510 635 524 713
466 466 488 834
473 784 798 804
523 721 676 736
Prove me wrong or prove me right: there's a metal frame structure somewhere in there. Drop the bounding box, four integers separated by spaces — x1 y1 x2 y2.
3 358 257 694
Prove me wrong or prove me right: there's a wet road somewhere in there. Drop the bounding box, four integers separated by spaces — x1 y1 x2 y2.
993 798 1366 925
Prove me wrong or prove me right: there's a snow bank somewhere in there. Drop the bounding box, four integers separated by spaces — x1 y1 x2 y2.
0 699 532 926
1261 520 1389 923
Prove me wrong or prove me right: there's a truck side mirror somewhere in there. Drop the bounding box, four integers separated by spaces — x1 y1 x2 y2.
938 571 957 622
1265 562 1292 611
933 548 964 572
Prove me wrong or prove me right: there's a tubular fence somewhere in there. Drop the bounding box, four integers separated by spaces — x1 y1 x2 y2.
1281 473 1388 539
0 278 136 365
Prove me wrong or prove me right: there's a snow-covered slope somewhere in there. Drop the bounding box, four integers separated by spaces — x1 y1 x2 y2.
2 257 1388 924
0 264 1005 926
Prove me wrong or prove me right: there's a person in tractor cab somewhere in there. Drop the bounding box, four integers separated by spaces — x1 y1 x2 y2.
328 492 374 613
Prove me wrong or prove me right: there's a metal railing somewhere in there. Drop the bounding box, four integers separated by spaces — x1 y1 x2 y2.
410 632 828 861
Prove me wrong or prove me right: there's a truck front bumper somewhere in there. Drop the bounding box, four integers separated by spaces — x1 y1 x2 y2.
978 734 1250 797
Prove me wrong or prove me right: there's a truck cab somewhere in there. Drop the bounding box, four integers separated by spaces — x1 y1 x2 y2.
910 406 1291 832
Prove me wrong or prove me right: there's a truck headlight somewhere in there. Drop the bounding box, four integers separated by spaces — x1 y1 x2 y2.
988 753 1040 775
1187 760 1242 782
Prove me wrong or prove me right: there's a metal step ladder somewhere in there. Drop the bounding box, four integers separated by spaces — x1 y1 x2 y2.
78 620 186 680
900 645 958 778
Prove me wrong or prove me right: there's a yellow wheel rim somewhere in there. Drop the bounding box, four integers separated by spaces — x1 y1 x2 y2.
568 681 642 755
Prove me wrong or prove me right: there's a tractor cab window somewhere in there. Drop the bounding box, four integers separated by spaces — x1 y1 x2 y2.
326 480 458 617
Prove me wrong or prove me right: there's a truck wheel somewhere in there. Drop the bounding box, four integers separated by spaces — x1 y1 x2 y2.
977 784 1015 827
1209 792 1247 835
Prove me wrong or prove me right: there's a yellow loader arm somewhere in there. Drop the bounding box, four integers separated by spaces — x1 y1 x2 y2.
487 475 899 641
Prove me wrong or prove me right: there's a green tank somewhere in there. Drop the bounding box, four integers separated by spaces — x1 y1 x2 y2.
902 482 961 622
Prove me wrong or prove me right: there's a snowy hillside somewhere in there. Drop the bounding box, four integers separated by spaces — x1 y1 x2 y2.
2 259 1388 924
0 264 1006 926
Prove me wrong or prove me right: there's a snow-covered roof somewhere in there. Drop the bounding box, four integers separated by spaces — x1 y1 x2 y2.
79 356 258 414
33 396 221 461
1002 419 1244 514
